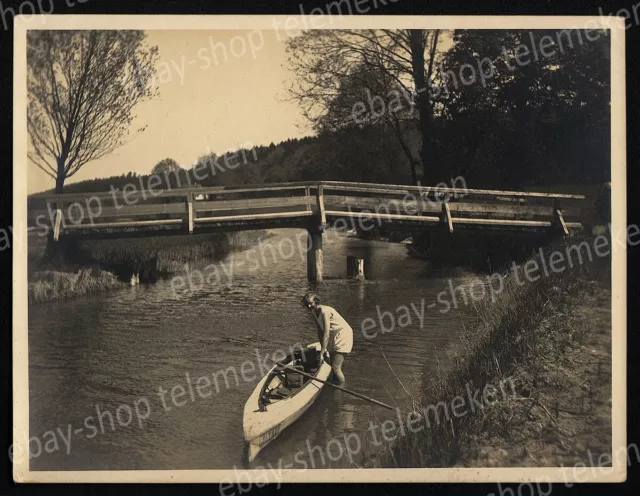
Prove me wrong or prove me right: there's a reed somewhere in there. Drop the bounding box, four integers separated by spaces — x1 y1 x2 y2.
28 230 270 301
28 268 124 304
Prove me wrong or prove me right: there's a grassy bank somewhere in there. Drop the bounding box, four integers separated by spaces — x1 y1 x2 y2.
62 230 267 275
363 235 611 468
28 230 269 303
28 268 125 304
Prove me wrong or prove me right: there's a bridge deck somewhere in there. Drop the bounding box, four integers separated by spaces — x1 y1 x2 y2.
27 180 587 241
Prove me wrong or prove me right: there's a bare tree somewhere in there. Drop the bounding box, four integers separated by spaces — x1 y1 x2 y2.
285 29 444 184
28 30 159 193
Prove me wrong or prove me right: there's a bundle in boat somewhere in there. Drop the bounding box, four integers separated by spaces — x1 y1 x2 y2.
243 342 332 462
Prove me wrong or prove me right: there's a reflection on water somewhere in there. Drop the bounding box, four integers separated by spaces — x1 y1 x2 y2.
28 229 483 470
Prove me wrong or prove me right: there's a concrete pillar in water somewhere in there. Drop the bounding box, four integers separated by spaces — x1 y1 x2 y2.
307 229 323 282
346 256 365 280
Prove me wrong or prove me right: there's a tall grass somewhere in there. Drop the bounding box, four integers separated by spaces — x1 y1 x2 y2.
29 231 268 278
28 230 269 302
28 268 123 304
366 236 606 468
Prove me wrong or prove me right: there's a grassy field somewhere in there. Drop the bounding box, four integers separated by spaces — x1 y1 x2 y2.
362 234 611 468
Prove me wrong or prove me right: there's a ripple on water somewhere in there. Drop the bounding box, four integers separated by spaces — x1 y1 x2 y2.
29 231 483 470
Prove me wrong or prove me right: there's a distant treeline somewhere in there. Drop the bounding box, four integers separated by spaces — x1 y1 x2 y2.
39 116 608 197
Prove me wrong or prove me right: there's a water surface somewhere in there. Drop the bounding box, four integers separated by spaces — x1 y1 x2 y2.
28 229 484 470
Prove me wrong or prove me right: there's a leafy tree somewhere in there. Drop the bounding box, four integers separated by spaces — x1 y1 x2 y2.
151 157 182 175
286 29 445 184
439 29 610 187
28 30 159 193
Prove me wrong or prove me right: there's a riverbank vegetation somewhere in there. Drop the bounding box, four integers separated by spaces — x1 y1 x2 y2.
28 230 269 303
28 268 124 304
363 234 611 468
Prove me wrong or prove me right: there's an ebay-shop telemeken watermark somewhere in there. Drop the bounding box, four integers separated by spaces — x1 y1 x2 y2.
360 226 636 339
170 218 637 303
4 173 466 252
9 342 308 463
219 376 516 494
487 443 639 496
169 175 468 295
27 142 258 234
150 0 401 86
351 26 619 125
1 0 89 31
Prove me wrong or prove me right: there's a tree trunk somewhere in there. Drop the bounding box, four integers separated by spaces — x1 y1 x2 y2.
46 157 67 260
55 175 65 194
55 156 66 194
386 115 419 185
409 160 418 186
410 30 437 186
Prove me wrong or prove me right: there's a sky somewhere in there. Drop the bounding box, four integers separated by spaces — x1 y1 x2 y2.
27 30 312 194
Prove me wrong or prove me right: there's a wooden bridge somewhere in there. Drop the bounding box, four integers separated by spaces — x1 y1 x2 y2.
27 180 588 281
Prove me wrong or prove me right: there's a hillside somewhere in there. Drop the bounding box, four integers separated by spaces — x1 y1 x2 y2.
31 117 609 197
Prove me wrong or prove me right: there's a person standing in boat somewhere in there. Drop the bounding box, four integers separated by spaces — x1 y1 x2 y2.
302 292 353 385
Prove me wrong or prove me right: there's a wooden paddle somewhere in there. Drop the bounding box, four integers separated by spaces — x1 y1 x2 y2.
267 356 394 411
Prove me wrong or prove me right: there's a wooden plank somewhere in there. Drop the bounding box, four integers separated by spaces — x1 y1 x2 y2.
317 185 326 227
35 184 307 203
195 211 314 223
64 219 183 229
187 192 195 233
28 204 186 225
453 218 553 227
195 196 313 211
195 185 308 195
325 210 441 223
324 196 581 218
449 202 561 217
554 209 569 236
94 203 186 217
187 183 311 195
321 182 586 200
442 202 453 233
325 191 581 212
38 190 190 202
53 206 62 241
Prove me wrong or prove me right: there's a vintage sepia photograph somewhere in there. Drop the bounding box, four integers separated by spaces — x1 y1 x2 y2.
12 12 627 485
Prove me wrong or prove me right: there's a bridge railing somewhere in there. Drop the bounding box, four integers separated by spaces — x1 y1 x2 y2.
318 182 586 233
26 180 588 240
27 183 320 239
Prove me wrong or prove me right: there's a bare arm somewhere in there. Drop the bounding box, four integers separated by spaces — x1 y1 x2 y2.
312 309 323 343
320 310 331 355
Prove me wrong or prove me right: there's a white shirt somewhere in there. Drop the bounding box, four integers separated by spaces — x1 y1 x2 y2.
318 305 353 354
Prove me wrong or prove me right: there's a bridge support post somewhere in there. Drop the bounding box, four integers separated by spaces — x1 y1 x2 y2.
442 201 453 233
347 256 365 280
307 228 323 282
53 202 63 241
550 199 569 238
187 192 195 233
